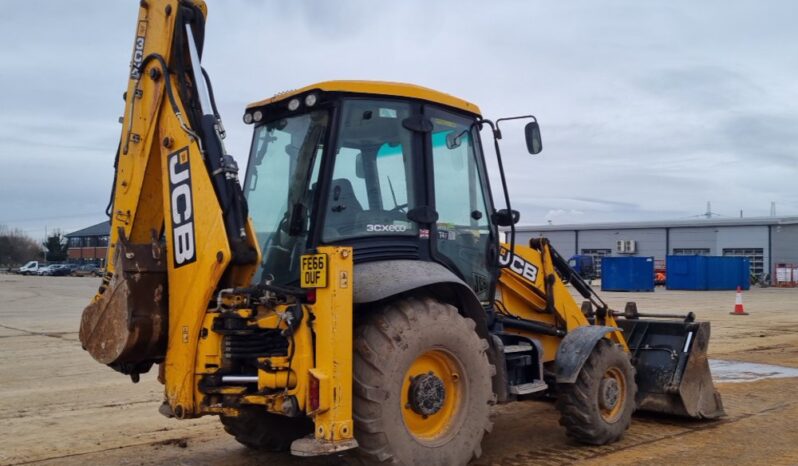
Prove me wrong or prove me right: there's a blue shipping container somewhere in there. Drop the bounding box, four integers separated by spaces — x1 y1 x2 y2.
706 257 750 290
666 256 750 290
601 257 655 292
666 256 707 290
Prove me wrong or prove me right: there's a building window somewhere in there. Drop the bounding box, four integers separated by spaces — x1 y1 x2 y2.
673 248 710 256
581 248 612 277
98 236 109 247
68 237 82 248
723 248 764 275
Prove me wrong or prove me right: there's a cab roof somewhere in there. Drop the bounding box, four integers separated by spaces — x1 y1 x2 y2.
246 80 481 116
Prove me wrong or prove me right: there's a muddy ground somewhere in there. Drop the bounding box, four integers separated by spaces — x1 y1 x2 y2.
1 274 796 465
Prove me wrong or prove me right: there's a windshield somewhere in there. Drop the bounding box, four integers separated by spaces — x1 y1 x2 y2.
244 110 329 284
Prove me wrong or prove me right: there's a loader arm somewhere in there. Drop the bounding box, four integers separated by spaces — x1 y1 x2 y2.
79 0 259 417
494 237 724 420
495 239 627 361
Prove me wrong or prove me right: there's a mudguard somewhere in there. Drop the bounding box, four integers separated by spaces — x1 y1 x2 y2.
554 325 618 384
353 260 489 341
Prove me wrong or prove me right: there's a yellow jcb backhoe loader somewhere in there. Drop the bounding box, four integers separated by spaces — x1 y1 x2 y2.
79 1 724 464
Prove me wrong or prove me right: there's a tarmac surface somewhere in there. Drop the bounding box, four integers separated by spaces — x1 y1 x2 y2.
1 274 797 465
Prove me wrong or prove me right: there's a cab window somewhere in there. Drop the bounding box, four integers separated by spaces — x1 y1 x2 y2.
323 99 417 242
429 108 493 300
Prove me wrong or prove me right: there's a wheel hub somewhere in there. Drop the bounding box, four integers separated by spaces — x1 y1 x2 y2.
599 377 620 411
408 372 446 416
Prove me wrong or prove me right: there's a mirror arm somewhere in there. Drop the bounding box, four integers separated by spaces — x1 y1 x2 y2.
495 115 537 139
479 118 515 266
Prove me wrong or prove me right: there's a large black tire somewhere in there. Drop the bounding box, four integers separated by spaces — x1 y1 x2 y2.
556 339 637 445
220 406 313 452
351 296 494 466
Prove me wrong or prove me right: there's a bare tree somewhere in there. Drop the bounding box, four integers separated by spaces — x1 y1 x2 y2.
0 225 43 267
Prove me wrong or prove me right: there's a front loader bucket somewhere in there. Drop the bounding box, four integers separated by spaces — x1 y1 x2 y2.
617 318 725 419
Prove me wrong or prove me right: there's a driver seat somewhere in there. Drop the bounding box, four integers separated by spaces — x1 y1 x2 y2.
325 178 364 236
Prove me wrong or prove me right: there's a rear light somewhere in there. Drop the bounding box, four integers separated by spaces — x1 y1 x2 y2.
309 373 320 411
305 289 317 304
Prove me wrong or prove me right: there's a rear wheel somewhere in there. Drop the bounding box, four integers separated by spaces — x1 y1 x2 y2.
220 406 313 452
351 296 493 465
556 339 636 445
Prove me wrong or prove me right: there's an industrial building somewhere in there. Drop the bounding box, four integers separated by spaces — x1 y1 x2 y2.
515 216 798 278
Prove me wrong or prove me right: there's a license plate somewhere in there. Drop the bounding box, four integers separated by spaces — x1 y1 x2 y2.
300 253 328 288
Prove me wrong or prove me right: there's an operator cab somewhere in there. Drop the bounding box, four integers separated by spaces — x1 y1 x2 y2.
242 81 540 300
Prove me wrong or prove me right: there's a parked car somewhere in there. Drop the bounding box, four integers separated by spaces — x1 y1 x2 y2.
62 263 81 275
18 261 41 275
72 264 101 277
36 265 56 276
49 264 73 276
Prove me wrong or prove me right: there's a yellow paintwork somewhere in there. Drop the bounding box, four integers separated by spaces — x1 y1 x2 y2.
158 84 235 416
93 1 642 457
496 242 627 362
92 0 260 418
308 246 355 443
194 302 316 417
401 350 463 441
600 367 627 422
246 80 482 116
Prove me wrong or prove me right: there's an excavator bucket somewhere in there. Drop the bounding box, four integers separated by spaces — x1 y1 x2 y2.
617 318 725 419
79 239 167 376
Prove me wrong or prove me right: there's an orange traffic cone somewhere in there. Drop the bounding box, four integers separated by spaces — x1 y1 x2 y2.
730 286 748 315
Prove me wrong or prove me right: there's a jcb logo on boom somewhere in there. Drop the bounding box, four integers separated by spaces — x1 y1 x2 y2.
168 148 197 267
499 247 539 283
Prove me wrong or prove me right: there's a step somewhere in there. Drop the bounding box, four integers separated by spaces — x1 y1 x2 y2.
504 344 534 354
509 380 548 395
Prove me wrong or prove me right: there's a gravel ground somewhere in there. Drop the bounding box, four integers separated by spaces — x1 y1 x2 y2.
1 274 796 465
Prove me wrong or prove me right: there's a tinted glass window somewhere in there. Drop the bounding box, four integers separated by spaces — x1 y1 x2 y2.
430 109 493 300
323 100 417 242
245 110 330 284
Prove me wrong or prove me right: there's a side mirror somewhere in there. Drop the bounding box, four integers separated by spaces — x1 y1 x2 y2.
446 129 467 149
492 209 520 227
525 121 542 154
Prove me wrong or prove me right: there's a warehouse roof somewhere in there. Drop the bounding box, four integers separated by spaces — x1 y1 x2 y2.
66 220 110 238
518 216 798 232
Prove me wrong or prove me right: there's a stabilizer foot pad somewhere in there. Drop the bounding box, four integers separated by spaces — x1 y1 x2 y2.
291 436 358 457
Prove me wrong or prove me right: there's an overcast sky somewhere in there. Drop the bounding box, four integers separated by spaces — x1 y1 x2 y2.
1 1 797 240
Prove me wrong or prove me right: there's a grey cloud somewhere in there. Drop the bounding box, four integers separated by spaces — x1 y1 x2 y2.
1 0 797 241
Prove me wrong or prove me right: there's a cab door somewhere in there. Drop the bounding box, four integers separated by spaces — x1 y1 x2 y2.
427 107 495 301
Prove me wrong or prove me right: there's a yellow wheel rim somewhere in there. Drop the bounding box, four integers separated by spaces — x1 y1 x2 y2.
599 367 627 423
401 349 465 442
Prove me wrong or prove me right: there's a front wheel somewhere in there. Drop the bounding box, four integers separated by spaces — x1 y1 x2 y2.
556 339 637 445
351 296 494 466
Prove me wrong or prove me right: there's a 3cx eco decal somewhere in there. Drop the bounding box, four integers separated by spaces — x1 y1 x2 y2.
366 224 409 233
168 147 196 267
129 20 147 79
499 247 539 283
